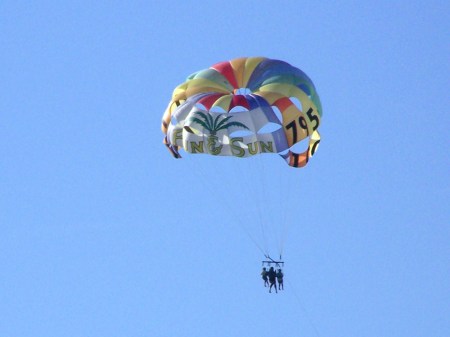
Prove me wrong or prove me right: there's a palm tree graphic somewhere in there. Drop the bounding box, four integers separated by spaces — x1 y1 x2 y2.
188 111 249 135
186 111 250 155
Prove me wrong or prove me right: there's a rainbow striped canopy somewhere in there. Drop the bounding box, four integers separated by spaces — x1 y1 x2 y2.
162 57 322 168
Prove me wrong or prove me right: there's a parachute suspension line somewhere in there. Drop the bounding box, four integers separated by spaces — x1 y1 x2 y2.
267 156 287 259
255 152 270 256
278 184 291 256
286 279 323 337
275 160 285 258
187 157 268 257
233 156 269 256
264 157 281 259
278 165 296 259
279 213 290 259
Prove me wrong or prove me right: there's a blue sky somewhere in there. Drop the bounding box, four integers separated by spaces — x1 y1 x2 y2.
1 1 449 336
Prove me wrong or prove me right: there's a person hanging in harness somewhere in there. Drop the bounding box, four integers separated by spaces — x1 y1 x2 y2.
261 267 269 287
276 268 284 290
268 267 277 293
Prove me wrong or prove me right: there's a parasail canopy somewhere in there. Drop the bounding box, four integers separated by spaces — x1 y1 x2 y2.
162 57 322 168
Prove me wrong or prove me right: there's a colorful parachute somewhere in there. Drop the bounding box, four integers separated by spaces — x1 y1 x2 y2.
162 57 322 167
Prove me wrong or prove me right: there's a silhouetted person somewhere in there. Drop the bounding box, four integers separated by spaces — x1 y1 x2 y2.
268 267 277 293
276 269 284 290
261 267 269 287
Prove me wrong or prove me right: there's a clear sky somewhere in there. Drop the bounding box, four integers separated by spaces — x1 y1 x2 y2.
1 1 449 337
